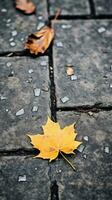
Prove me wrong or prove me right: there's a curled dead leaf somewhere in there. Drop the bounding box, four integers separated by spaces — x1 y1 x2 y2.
16 0 36 14
25 26 55 55
66 67 74 76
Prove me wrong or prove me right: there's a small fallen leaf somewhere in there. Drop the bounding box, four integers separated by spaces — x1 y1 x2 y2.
66 67 74 76
25 26 55 55
15 0 36 14
27 117 81 162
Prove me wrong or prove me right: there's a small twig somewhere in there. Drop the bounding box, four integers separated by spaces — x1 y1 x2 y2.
60 152 76 171
53 9 61 21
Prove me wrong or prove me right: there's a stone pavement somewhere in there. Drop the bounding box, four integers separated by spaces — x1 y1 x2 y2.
0 0 112 200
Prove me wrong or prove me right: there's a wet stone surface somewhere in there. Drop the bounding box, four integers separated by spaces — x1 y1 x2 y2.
0 0 48 52
55 111 112 200
0 156 50 200
94 0 112 15
49 0 90 15
53 20 112 107
0 57 50 150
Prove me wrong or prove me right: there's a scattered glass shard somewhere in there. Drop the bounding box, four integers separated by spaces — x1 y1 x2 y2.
10 42 16 47
109 84 112 88
1 8 7 12
70 75 77 81
40 61 47 66
98 27 106 33
7 19 11 23
34 88 41 97
16 109 24 116
61 24 72 29
37 22 45 30
32 106 38 112
0 96 7 100
83 136 89 141
28 69 33 74
83 154 87 159
104 146 109 154
6 62 12 67
18 175 26 182
11 30 17 37
77 144 85 153
61 96 69 103
88 111 93 116
9 38 14 42
56 41 63 47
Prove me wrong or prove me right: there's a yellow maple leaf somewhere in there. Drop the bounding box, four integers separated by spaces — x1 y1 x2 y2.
28 117 81 162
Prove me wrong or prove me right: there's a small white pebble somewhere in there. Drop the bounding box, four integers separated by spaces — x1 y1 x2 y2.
32 106 38 112
70 75 77 81
56 41 63 47
1 8 7 12
6 109 9 112
98 27 106 33
10 42 16 47
18 175 26 182
34 88 41 97
35 167 37 170
6 62 12 67
104 146 109 154
28 69 33 74
16 109 24 116
83 136 89 141
61 96 69 103
77 144 85 153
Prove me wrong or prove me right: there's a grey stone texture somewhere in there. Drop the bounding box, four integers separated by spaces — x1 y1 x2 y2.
94 0 112 15
49 0 90 15
55 111 112 200
0 156 50 200
0 0 48 52
0 57 50 150
53 20 112 107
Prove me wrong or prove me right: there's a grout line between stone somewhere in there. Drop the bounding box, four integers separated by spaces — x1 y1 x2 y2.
56 105 112 113
88 0 96 16
49 14 112 20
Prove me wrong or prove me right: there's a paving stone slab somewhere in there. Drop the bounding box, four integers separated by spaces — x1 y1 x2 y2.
53 20 112 107
55 111 112 200
0 57 50 150
49 0 90 15
94 0 112 15
0 156 50 200
0 0 48 53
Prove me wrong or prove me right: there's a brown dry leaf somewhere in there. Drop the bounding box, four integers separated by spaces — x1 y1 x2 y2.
27 117 81 161
16 0 36 14
66 67 74 76
25 26 55 55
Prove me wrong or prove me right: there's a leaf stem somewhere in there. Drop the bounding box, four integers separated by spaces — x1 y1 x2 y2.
53 9 61 21
60 152 76 171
